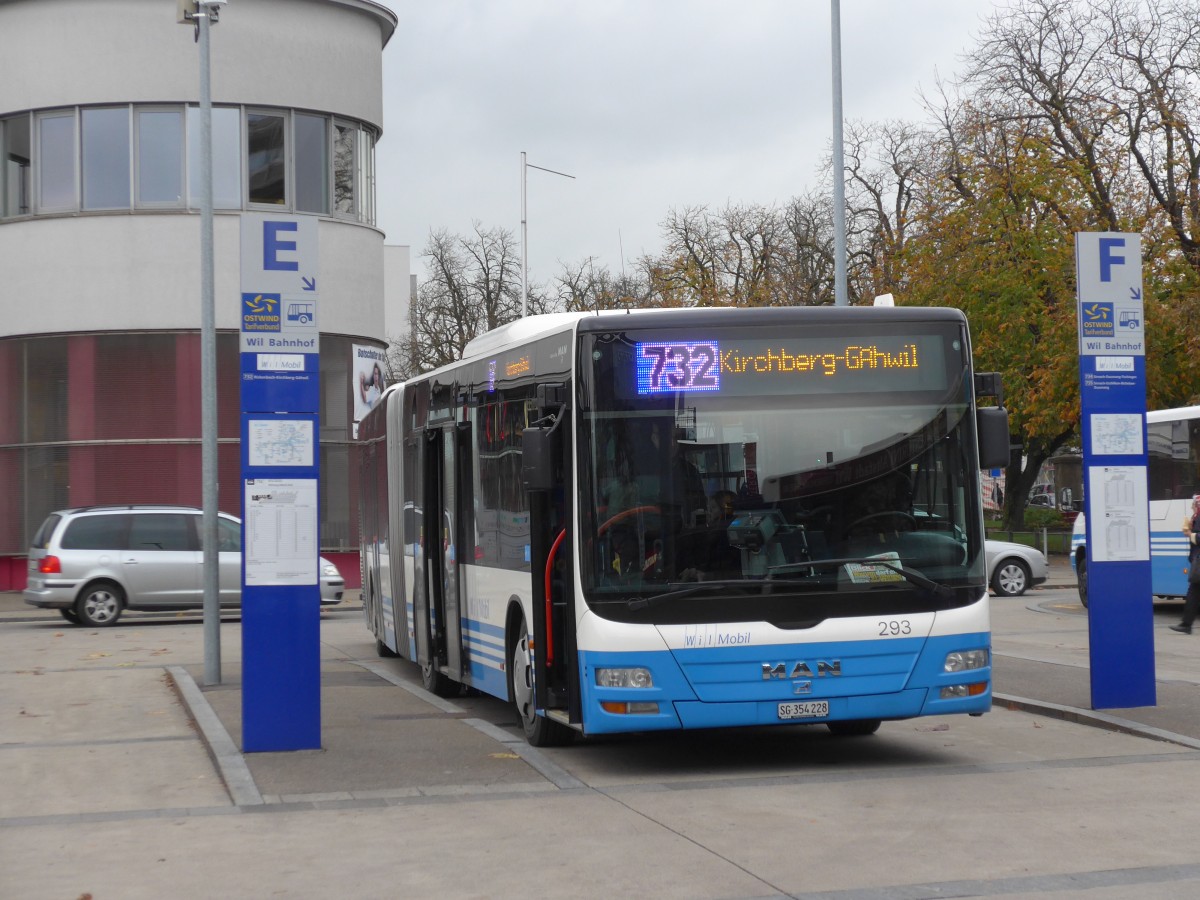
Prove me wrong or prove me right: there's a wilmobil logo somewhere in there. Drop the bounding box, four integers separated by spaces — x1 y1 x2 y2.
257 354 305 372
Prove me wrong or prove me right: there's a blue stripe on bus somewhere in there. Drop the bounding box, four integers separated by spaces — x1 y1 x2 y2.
462 615 507 697
577 632 990 735
1072 529 1191 598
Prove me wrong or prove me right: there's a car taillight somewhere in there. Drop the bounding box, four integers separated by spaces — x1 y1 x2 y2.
39 556 61 574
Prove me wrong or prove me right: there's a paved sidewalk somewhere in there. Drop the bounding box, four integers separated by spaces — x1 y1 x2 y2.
8 567 1200 898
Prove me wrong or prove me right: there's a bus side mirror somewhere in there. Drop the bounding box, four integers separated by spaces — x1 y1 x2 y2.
521 427 556 492
976 407 1010 470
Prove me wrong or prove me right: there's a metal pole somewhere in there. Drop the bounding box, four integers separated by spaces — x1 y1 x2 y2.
520 151 527 318
830 0 849 306
199 7 221 684
519 154 573 318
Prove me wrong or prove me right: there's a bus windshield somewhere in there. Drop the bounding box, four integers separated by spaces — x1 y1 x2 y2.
576 321 988 625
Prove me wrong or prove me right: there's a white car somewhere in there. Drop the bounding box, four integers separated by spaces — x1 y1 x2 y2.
985 539 1048 597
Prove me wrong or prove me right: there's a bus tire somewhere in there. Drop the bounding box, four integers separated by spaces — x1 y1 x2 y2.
510 619 573 747
421 658 458 697
375 638 398 658
827 719 881 737
1077 556 1088 609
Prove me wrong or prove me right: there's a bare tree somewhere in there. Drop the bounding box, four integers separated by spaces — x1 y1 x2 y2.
1103 0 1200 269
408 223 524 371
556 257 652 311
781 190 837 305
842 119 930 301
654 206 724 306
959 0 1200 275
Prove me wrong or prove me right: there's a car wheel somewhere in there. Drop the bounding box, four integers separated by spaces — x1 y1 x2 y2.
76 581 123 627
992 558 1030 597
827 719 881 736
510 619 573 747
60 608 80 624
1077 556 1088 609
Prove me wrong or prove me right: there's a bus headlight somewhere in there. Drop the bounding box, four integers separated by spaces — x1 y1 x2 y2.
944 649 989 672
595 667 654 688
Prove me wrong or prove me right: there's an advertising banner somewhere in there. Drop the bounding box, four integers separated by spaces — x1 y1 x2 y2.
352 343 388 438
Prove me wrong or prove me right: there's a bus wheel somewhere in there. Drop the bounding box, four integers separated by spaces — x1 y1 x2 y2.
827 719 881 737
421 658 458 698
375 638 398 658
1077 556 1088 609
511 622 573 747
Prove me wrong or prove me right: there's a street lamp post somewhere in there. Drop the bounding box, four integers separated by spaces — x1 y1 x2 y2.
520 152 574 317
830 0 849 306
180 0 224 684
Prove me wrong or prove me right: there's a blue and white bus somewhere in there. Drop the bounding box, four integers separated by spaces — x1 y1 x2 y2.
358 306 1009 745
1072 405 1200 607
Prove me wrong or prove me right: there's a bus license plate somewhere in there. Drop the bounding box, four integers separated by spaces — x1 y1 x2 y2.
778 700 829 720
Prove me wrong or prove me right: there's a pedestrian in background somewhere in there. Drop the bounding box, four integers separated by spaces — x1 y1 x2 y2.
1170 494 1200 634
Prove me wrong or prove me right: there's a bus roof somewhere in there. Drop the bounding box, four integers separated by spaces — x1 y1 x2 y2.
1148 405 1200 424
461 305 968 361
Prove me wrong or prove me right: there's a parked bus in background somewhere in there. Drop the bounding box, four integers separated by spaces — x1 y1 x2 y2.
358 306 1010 745
1072 406 1200 608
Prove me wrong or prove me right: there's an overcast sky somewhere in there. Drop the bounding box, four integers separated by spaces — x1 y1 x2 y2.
375 1 996 284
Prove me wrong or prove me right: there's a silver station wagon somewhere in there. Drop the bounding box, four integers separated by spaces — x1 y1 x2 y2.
24 505 344 626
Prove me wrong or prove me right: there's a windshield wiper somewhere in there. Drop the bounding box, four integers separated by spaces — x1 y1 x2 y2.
767 557 954 600
626 579 759 611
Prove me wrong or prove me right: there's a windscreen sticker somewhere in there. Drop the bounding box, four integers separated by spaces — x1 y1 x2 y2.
844 552 904 584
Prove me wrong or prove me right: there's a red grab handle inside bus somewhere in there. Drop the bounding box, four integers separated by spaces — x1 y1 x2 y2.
544 529 566 667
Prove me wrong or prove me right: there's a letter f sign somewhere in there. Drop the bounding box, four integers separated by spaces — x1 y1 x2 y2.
1099 237 1125 282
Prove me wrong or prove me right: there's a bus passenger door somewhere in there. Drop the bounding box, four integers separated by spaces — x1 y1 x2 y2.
420 427 464 682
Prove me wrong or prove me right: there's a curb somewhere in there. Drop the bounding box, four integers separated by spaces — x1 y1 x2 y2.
993 692 1200 751
166 665 264 807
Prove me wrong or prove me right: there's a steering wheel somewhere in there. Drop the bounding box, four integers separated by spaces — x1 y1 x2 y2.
598 505 661 536
844 511 917 537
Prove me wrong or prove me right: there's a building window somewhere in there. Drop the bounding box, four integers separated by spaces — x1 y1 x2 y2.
82 106 131 210
333 121 357 217
187 105 242 209
4 104 376 225
136 109 183 207
2 114 31 217
247 111 286 206
294 113 328 215
359 126 375 225
37 111 76 212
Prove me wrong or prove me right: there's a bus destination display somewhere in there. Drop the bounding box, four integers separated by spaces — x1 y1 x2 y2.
634 335 947 396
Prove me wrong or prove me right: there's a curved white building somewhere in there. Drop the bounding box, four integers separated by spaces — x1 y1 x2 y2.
0 0 398 588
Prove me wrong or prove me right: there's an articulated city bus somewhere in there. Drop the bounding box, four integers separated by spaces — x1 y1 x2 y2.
358 306 1009 745
1072 405 1200 607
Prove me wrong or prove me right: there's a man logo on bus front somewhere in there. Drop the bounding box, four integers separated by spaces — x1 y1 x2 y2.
762 660 842 680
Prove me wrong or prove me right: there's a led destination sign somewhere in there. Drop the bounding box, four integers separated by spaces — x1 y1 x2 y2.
634 336 947 396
